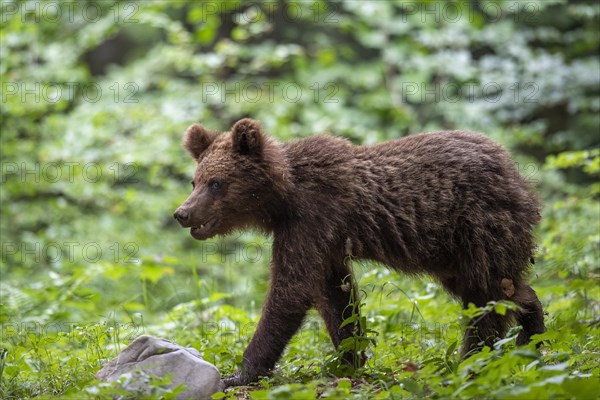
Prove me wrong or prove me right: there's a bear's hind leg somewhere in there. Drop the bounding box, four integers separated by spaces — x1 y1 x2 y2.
513 282 545 346
460 287 512 358
438 275 510 357
315 260 365 369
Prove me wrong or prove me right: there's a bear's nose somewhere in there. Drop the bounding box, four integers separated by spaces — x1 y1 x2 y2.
173 209 189 226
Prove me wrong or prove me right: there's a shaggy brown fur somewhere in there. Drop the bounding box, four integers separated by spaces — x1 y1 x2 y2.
174 119 545 386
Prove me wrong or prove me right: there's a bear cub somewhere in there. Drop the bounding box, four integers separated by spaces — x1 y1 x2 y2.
174 119 545 386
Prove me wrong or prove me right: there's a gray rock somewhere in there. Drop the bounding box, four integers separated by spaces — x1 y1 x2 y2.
96 335 222 399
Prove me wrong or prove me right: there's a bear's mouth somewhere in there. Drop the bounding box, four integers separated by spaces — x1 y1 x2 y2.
190 219 218 240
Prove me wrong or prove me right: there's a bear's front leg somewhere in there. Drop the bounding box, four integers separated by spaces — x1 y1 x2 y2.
222 275 313 387
315 259 366 370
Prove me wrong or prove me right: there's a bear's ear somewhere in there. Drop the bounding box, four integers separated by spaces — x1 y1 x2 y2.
231 118 264 156
183 124 217 159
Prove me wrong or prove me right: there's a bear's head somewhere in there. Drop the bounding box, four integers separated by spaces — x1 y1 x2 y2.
174 118 290 240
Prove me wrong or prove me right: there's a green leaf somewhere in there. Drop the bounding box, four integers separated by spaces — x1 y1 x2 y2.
339 314 358 329
399 378 423 395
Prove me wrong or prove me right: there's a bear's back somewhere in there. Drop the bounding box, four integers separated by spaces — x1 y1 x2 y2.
280 131 539 272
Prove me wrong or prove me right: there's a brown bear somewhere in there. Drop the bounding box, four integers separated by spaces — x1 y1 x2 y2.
174 118 545 387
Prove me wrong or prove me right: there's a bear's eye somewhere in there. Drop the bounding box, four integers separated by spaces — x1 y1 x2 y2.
208 178 222 192
191 181 195 189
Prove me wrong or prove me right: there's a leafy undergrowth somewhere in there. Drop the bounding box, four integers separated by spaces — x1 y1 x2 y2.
1 294 599 400
1 256 599 399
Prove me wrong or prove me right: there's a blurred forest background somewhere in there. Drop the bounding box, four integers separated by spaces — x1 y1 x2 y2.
1 0 599 398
